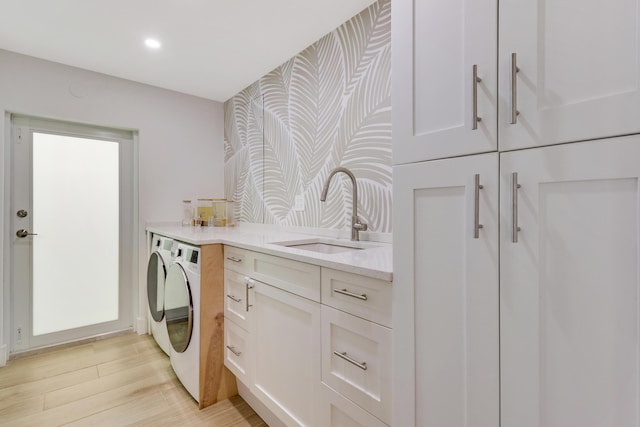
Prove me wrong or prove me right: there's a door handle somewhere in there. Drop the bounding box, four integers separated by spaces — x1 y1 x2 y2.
472 65 482 130
473 174 484 239
512 172 521 242
245 278 255 312
511 53 520 124
16 229 37 238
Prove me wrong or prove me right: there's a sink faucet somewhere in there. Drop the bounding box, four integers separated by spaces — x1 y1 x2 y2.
320 167 368 241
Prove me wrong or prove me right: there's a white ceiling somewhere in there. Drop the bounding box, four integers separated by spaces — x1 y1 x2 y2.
0 0 376 102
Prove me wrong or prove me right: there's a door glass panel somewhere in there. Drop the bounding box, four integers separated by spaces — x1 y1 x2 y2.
147 252 166 322
32 132 119 336
165 264 193 353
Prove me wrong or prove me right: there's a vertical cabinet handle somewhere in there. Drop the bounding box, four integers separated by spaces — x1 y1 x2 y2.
245 278 255 312
473 174 484 239
511 53 520 124
512 172 522 243
472 64 482 130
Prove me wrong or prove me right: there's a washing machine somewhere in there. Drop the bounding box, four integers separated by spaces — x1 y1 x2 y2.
146 234 175 355
165 241 201 402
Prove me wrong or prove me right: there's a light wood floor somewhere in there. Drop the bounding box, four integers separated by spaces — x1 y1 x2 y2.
0 333 266 426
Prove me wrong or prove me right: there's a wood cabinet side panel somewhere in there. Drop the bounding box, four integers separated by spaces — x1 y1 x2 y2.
200 244 238 409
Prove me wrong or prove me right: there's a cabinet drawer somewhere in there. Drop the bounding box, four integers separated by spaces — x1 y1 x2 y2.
224 246 249 274
321 268 392 327
224 319 250 383
319 383 388 427
249 251 321 302
224 269 250 330
321 306 392 424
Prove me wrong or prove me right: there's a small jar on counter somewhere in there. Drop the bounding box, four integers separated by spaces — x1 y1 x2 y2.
226 200 235 227
181 200 193 226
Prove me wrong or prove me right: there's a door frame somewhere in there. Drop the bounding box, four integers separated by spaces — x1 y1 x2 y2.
1 113 139 359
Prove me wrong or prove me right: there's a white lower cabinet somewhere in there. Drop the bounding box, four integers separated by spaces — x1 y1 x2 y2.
321 305 391 425
319 383 388 427
394 135 640 426
224 269 250 330
251 279 321 427
223 317 250 382
223 247 392 426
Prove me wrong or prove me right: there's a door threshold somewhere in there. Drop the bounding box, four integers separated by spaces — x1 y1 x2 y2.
8 328 134 360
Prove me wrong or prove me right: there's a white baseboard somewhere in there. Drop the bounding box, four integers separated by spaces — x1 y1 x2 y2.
0 344 8 367
136 316 148 335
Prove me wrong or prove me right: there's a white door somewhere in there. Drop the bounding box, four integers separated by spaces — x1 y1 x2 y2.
499 0 640 150
392 0 497 164
10 116 135 353
393 153 499 426
500 136 640 427
250 279 321 427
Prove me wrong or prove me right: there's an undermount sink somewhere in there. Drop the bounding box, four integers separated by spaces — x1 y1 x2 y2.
272 238 380 254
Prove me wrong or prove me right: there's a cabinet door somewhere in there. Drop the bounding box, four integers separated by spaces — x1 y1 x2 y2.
321 305 392 424
251 281 321 427
224 318 251 384
392 0 497 164
224 269 251 330
318 383 388 427
393 153 499 427
500 136 640 427
499 0 640 150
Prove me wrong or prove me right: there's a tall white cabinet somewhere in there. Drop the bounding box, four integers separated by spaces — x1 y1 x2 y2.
393 0 640 426
393 154 499 427
500 137 640 427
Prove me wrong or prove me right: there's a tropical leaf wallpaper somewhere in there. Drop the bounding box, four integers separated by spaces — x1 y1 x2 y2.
224 0 391 233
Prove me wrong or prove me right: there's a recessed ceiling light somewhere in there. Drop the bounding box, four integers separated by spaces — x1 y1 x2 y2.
145 38 161 49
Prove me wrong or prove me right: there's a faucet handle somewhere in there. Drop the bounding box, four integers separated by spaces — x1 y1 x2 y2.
353 217 368 231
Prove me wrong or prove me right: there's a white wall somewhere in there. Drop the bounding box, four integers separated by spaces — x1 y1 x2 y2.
0 49 224 360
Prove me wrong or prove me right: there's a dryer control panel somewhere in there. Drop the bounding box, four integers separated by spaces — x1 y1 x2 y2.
188 249 199 264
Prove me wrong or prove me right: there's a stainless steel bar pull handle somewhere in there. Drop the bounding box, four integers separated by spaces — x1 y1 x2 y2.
226 256 242 263
512 172 522 243
226 345 242 357
472 65 482 130
334 351 367 371
226 294 241 303
333 288 368 301
511 53 520 124
473 174 484 239
245 279 255 312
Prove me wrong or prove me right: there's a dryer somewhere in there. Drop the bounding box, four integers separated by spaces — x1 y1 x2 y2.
165 242 201 402
146 234 174 355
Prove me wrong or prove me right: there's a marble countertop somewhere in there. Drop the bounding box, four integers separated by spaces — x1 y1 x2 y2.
146 222 392 282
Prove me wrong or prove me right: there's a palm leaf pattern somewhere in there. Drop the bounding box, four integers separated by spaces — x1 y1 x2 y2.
224 0 391 233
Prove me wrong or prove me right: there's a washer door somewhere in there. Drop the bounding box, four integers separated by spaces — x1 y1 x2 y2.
146 252 166 322
165 263 193 353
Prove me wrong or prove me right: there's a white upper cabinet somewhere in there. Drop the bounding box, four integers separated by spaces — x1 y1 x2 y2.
500 136 640 426
499 0 640 150
392 0 498 164
394 0 640 158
